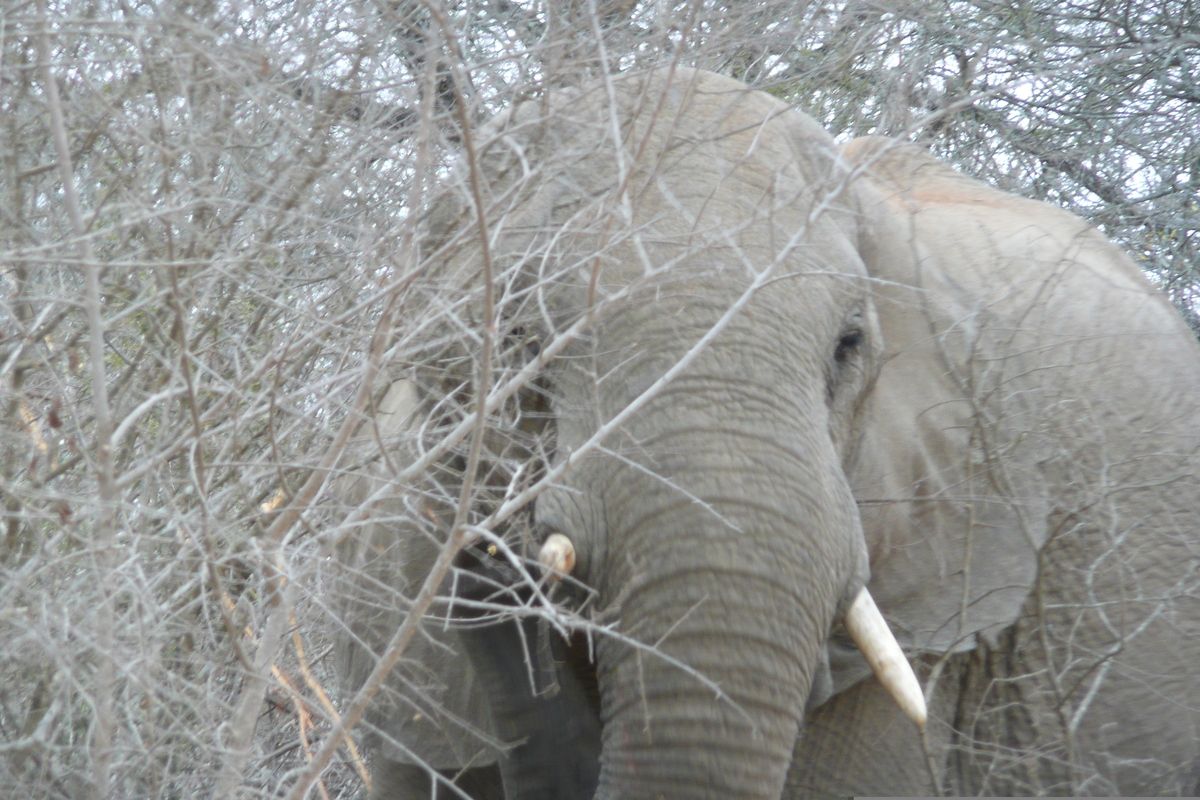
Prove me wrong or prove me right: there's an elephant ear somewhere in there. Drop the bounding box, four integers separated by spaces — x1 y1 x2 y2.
331 378 501 769
832 138 1081 675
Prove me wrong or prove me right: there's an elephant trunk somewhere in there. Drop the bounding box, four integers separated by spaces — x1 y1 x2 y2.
583 422 863 800
593 574 822 798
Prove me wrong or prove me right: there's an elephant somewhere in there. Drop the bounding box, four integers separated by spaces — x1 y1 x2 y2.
331 67 1200 798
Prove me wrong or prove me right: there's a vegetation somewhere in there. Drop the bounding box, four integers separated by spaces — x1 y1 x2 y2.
1 0 1196 796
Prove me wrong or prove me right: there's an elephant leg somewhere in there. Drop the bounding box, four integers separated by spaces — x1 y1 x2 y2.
451 545 602 800
367 759 504 800
945 529 1200 796
786 657 951 797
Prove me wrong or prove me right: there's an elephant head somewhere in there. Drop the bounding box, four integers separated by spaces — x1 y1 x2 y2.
425 68 927 799
338 67 1200 799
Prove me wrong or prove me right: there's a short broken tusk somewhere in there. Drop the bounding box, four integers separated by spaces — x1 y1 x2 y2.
843 587 927 729
537 533 575 581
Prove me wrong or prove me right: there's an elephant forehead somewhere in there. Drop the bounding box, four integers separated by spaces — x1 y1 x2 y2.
451 68 866 283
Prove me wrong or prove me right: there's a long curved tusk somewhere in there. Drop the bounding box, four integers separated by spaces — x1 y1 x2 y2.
537 533 575 581
844 587 927 729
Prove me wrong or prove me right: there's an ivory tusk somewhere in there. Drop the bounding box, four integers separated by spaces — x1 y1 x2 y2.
537 533 575 581
843 587 927 729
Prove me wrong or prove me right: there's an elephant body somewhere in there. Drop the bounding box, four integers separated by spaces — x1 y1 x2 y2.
333 69 1200 798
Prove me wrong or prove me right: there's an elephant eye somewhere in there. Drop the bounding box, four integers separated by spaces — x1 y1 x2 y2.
834 330 863 365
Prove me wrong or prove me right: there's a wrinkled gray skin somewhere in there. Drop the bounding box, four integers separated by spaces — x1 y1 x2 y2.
334 69 1200 798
